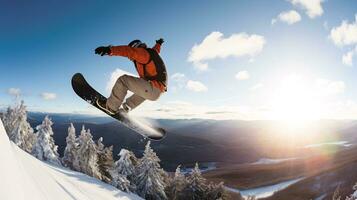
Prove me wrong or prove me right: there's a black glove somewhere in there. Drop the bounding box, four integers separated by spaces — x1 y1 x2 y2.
156 38 164 45
95 46 111 56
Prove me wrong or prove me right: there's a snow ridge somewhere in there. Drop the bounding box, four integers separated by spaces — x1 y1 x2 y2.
0 120 141 200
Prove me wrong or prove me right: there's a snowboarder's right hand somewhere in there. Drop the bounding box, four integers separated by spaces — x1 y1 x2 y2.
95 46 111 56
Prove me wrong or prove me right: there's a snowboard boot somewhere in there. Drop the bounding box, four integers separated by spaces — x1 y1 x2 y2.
96 98 117 115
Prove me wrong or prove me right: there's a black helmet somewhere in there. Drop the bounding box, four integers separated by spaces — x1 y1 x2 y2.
128 39 147 48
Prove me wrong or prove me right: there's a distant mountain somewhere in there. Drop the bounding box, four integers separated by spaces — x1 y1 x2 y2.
27 112 357 171
28 112 115 124
262 145 357 200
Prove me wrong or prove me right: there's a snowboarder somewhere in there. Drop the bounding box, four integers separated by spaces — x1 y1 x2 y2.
94 38 167 115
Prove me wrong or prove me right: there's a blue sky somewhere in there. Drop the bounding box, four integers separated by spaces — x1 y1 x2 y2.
1 0 357 120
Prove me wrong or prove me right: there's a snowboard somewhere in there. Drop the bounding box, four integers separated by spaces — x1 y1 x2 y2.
71 73 166 140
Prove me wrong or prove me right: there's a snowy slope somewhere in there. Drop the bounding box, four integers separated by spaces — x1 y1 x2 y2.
0 120 142 200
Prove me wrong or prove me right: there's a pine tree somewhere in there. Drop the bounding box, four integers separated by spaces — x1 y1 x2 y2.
73 125 101 179
134 141 167 200
62 123 78 169
183 163 208 200
205 181 227 200
333 185 342 200
4 101 35 152
180 163 227 200
345 183 357 200
31 116 61 165
111 172 131 192
115 149 137 178
166 165 188 200
72 126 85 171
111 149 138 192
96 137 114 183
2 106 16 134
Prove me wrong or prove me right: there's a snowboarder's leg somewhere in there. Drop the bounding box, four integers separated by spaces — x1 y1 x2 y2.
107 75 162 112
124 94 146 111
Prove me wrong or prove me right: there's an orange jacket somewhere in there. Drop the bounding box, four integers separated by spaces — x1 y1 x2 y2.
109 44 166 92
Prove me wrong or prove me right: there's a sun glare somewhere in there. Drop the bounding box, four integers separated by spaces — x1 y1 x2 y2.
269 74 322 121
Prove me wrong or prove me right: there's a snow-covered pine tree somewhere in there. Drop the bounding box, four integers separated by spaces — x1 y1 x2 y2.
111 169 131 192
31 116 61 165
73 125 101 179
181 163 226 200
166 165 188 200
205 181 227 200
333 184 342 200
115 149 137 178
182 163 208 200
111 149 138 192
62 123 78 169
346 183 357 200
4 101 35 152
2 106 16 134
72 126 85 171
96 137 114 183
134 141 167 200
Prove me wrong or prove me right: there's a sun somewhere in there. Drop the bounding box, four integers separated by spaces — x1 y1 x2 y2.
269 74 322 121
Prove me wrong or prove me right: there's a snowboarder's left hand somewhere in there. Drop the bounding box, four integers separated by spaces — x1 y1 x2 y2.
95 46 111 56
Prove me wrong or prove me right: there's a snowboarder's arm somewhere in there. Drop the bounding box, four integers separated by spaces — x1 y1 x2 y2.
152 43 161 54
109 46 150 64
152 38 164 54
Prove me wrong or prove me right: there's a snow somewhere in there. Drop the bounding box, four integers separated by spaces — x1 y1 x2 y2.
304 141 352 148
352 190 357 198
124 115 164 139
181 162 217 174
225 177 304 199
251 158 298 165
0 120 142 200
314 194 326 200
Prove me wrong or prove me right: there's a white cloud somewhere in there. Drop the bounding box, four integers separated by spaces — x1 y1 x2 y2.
188 32 265 71
342 46 357 66
192 62 209 71
314 78 345 96
41 92 57 100
171 73 209 93
330 15 357 47
186 80 208 92
272 10 301 25
289 0 324 18
106 68 136 94
136 100 262 120
134 97 357 120
171 73 186 81
7 88 21 97
170 73 188 91
342 48 356 66
325 99 357 119
250 83 264 91
235 71 250 80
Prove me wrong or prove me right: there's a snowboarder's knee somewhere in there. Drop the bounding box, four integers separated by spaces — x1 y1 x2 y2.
119 74 129 81
147 94 161 101
116 75 129 85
